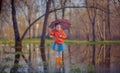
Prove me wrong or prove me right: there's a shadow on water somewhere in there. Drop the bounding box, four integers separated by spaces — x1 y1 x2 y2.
0 43 120 73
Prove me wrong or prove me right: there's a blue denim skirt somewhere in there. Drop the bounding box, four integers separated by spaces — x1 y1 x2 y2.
50 42 68 52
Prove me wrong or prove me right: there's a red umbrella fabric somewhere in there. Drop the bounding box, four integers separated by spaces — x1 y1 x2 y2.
49 19 71 30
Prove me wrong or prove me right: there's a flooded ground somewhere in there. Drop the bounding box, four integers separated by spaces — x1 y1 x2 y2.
0 43 120 73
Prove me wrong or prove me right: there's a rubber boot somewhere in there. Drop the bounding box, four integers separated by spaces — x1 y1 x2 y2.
59 57 62 67
56 56 62 67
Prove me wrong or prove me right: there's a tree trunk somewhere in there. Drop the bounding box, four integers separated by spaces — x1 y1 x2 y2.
51 0 58 20
104 0 111 72
10 0 22 72
91 21 96 66
27 6 32 72
60 0 67 72
40 0 51 72
86 0 96 66
0 0 2 13
68 0 72 39
68 45 72 64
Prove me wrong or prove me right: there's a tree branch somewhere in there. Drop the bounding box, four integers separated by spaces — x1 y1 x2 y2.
21 5 107 40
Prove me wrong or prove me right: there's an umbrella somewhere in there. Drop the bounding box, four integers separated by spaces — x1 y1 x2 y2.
49 19 71 30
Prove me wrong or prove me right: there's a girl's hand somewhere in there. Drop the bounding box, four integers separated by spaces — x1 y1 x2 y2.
59 35 62 38
50 35 54 38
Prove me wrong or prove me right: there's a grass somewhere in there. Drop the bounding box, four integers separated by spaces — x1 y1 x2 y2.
0 38 120 45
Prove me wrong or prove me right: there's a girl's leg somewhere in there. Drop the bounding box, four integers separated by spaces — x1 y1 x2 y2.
56 51 62 67
59 52 62 67
56 44 63 67
56 51 61 57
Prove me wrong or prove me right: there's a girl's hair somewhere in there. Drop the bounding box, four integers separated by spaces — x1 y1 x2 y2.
55 21 61 27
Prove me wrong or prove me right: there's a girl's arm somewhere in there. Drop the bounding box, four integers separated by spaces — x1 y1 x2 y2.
60 31 67 39
49 29 55 38
50 35 54 38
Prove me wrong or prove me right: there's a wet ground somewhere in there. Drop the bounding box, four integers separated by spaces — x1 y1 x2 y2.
0 43 120 73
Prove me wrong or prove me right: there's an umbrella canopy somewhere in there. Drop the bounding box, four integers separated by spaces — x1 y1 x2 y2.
49 19 71 30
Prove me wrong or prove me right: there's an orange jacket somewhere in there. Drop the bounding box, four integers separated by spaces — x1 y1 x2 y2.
50 29 67 44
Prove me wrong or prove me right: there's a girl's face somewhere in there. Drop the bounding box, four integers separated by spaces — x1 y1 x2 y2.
56 24 61 30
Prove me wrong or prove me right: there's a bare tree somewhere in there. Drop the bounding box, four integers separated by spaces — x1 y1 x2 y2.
51 0 58 20
86 0 97 66
40 0 51 72
10 0 22 72
60 0 67 72
104 0 111 72
0 0 3 13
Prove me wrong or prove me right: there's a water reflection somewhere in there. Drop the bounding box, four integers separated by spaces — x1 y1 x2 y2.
0 44 120 73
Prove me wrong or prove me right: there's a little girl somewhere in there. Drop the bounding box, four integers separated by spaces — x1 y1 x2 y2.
50 22 67 67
